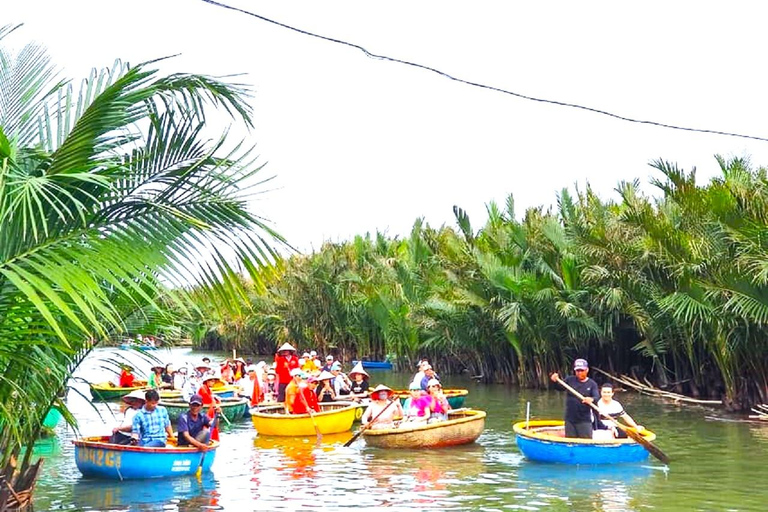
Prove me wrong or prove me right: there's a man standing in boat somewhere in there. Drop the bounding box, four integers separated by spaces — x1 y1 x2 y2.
274 342 299 402
550 358 600 439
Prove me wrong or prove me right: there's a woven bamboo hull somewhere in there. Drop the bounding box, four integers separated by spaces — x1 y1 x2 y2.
250 402 356 436
160 397 249 423
158 384 238 400
363 409 486 449
512 420 657 464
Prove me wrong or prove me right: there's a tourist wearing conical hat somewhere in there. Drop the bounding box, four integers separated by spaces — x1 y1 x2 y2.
118 364 136 388
361 385 403 430
316 370 336 403
198 371 224 441
110 390 146 445
348 362 370 400
274 342 299 402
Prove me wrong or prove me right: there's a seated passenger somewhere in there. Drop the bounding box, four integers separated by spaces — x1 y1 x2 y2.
291 376 320 414
426 378 451 423
348 362 370 401
110 390 146 445
316 370 336 403
131 389 173 447
361 385 404 430
593 382 643 439
177 394 213 450
402 382 430 423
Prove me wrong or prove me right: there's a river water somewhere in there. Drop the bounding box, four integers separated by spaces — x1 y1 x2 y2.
29 348 768 511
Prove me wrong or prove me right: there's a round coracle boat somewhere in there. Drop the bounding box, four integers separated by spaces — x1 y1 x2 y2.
159 383 238 400
393 388 468 409
73 436 218 479
250 402 357 436
160 397 250 423
512 420 657 464
362 409 486 449
90 381 149 401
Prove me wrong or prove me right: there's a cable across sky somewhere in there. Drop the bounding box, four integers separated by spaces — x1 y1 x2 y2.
200 0 768 143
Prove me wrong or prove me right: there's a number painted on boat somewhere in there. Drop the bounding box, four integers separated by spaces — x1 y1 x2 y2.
171 459 192 472
77 447 122 468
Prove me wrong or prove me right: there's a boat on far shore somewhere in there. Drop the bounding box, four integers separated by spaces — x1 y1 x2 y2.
352 360 393 370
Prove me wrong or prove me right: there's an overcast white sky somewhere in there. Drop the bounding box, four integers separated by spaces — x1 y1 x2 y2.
6 1 768 254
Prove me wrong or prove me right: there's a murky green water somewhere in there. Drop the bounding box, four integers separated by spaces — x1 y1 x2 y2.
30 348 768 511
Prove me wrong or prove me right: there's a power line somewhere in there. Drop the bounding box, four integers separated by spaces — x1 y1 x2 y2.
200 0 768 143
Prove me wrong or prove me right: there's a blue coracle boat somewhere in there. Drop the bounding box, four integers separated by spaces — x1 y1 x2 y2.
352 360 393 370
512 420 655 464
73 436 218 479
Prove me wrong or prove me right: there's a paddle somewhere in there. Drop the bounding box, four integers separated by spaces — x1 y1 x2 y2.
298 388 322 445
343 398 395 447
196 410 217 478
555 376 670 464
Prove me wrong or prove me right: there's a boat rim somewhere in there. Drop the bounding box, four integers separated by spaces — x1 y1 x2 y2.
72 436 219 454
363 409 486 437
250 401 357 419
512 419 656 444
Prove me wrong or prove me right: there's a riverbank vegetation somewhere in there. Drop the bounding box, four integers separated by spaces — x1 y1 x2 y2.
196 157 768 411
0 25 281 508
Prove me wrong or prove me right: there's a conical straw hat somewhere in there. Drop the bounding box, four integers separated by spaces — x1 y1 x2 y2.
277 342 296 352
348 362 369 378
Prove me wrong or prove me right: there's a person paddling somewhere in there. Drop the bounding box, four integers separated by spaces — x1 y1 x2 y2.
177 394 213 450
361 385 403 430
550 358 600 439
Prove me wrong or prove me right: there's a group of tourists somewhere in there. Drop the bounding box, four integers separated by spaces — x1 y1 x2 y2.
110 388 218 450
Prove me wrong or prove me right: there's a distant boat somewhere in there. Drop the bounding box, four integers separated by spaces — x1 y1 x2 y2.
90 381 149 401
73 436 218 479
352 360 393 370
119 343 156 351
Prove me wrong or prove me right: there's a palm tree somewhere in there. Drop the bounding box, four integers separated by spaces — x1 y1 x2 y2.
0 25 283 507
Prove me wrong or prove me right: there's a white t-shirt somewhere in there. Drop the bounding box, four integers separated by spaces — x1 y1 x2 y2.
596 399 625 428
119 407 139 430
238 376 256 399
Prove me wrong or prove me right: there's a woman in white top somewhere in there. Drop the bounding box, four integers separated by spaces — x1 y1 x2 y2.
361 385 404 430
110 390 146 445
594 382 643 439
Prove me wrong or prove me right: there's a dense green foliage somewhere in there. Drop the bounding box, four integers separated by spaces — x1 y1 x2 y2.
0 25 281 503
201 157 768 410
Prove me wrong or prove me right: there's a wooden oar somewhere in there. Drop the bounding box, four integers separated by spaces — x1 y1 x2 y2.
555 376 670 464
196 410 216 478
343 399 395 447
298 389 323 445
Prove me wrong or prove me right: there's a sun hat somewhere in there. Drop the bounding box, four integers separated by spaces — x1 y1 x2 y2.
290 368 303 377
326 355 334 361
302 352 310 358
195 361 211 370
348 362 369 379
427 378 441 388
422 363 433 371
246 365 258 373
122 390 147 402
277 342 296 352
419 360 431 369
408 381 422 391
203 370 222 383
573 358 589 370
370 384 393 398
331 362 342 371
310 350 317 356
317 370 334 381
189 394 203 405
307 376 318 384
150 364 164 371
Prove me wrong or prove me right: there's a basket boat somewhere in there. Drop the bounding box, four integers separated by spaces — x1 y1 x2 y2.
512 420 657 464
250 402 356 436
351 360 393 370
73 436 218 479
159 384 238 400
362 409 486 449
393 388 468 409
160 397 250 423
90 381 149 401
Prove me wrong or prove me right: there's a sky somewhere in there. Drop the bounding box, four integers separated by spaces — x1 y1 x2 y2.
5 1 768 254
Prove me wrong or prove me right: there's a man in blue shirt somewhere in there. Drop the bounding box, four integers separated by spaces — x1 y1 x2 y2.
177 394 213 450
131 389 173 447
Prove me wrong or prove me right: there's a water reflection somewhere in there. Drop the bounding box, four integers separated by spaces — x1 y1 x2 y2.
70 474 216 511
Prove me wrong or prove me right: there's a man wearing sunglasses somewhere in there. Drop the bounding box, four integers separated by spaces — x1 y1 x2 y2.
550 358 599 439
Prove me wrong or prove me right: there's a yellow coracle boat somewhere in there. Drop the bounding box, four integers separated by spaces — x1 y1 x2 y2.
250 402 357 436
